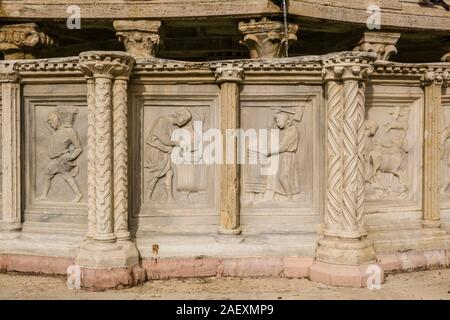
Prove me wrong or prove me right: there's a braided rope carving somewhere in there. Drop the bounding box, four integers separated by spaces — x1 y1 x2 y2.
356 82 366 229
113 79 130 239
86 78 96 238
94 77 114 240
342 79 359 231
325 80 344 231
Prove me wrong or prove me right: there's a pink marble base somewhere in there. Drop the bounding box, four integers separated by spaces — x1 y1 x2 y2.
310 260 384 288
0 253 73 274
376 249 449 273
80 264 146 291
1 251 449 290
142 257 315 279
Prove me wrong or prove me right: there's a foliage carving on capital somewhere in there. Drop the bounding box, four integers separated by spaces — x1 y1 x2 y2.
238 17 298 59
354 32 401 61
78 51 134 79
0 23 55 60
113 20 161 58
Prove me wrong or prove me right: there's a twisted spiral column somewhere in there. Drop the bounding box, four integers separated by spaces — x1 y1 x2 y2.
113 77 130 240
86 77 96 239
356 82 366 231
94 75 115 242
325 80 344 235
342 79 359 235
322 64 371 239
75 52 140 287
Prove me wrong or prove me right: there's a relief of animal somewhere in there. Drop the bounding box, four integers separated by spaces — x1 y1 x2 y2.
368 137 408 190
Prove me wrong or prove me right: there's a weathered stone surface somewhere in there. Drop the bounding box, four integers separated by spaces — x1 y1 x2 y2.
221 257 284 277
143 258 220 279
376 254 401 272
0 23 54 59
0 254 73 275
310 261 384 288
354 32 401 61
80 264 145 291
114 20 162 57
282 257 313 278
397 251 428 271
238 17 298 59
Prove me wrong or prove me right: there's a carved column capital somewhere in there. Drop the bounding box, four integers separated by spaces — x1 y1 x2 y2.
215 65 244 84
354 32 401 62
421 69 446 86
322 65 344 82
0 65 19 82
238 17 298 59
0 23 54 60
341 64 373 81
78 51 134 79
113 20 161 58
323 56 374 82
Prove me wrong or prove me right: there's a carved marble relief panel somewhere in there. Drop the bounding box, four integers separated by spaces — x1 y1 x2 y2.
240 86 322 216
130 85 220 230
365 86 423 212
440 90 450 208
23 84 88 222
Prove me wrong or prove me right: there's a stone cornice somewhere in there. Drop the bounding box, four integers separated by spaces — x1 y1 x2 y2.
3 53 449 84
1 1 449 32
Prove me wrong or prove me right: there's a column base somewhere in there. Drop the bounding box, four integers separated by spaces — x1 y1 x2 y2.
218 226 242 235
315 236 376 265
75 239 140 269
75 239 145 291
79 264 146 291
0 223 22 239
310 260 384 288
0 222 22 232
421 219 442 229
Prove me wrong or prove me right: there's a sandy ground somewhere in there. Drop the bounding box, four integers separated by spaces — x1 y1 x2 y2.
0 269 450 300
